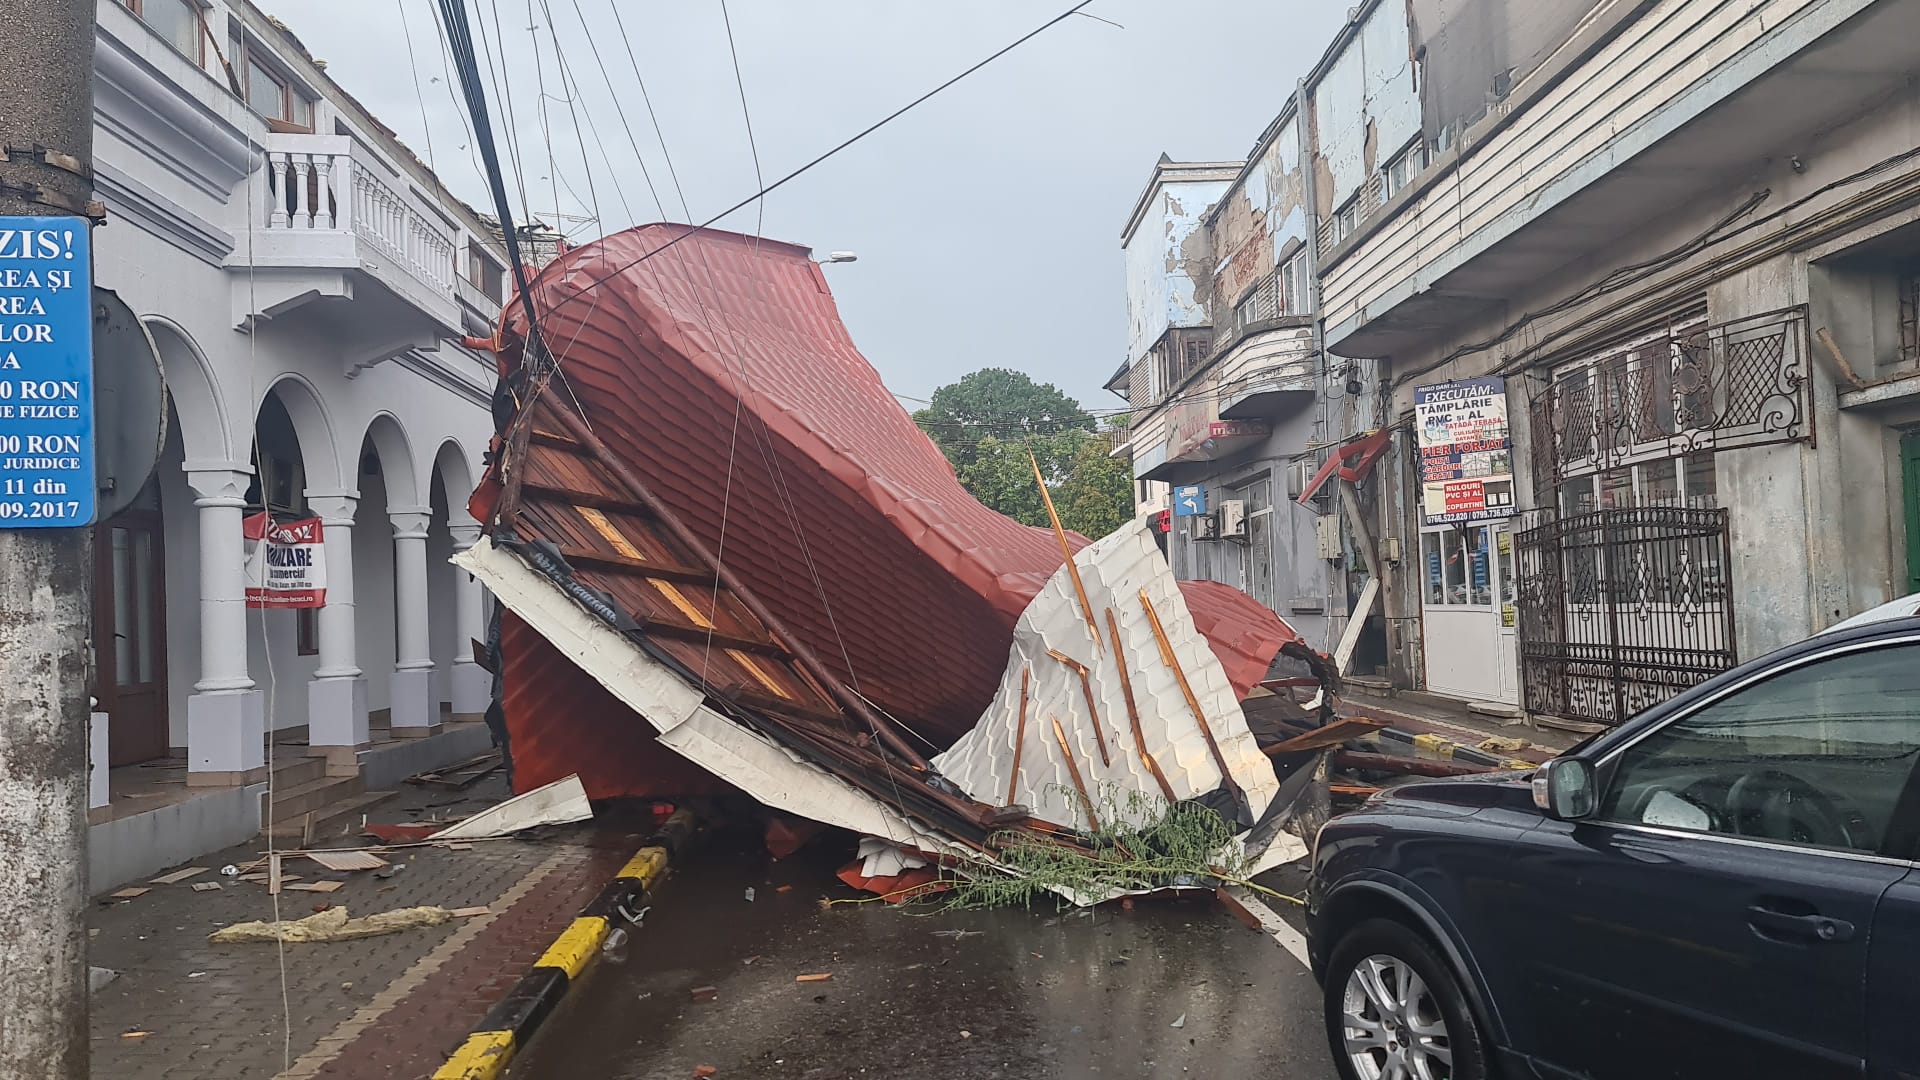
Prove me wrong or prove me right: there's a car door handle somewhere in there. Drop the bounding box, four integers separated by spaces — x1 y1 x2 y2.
1746 905 1856 943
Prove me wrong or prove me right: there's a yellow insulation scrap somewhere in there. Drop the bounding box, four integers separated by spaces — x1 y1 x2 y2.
208 905 454 944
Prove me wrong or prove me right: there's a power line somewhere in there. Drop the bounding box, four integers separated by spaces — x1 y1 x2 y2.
538 0 1096 324
564 0 668 222
606 0 693 220
718 0 765 244
395 0 439 173
436 0 550 369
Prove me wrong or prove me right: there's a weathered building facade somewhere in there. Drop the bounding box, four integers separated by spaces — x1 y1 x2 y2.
1117 0 1920 725
88 0 505 886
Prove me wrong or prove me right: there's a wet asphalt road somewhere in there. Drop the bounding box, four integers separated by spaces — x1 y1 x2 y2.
509 835 1336 1080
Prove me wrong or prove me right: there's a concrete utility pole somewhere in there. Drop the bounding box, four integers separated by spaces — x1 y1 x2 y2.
0 2 96 1077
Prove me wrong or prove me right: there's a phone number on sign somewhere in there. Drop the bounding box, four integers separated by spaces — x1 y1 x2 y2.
0 500 83 520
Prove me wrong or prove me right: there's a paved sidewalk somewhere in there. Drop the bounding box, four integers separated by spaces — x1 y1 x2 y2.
1338 694 1582 759
88 775 644 1080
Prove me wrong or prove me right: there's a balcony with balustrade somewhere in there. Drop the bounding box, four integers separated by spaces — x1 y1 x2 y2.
234 132 463 356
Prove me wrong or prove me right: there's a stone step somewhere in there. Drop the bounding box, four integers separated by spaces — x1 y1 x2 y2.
266 774 365 820
269 754 326 788
263 790 398 843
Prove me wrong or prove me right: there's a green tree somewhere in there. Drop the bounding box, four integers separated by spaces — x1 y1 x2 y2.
918 369 1132 538
913 368 1088 469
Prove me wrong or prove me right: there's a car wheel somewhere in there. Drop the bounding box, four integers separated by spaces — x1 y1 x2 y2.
1323 918 1489 1080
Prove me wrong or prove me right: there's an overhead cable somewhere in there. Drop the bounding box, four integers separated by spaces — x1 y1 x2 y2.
538 0 1096 323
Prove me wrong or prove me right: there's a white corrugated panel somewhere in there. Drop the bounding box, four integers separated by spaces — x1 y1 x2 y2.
932 519 1280 833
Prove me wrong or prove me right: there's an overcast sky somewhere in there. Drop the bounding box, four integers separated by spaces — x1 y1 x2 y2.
257 1 1349 407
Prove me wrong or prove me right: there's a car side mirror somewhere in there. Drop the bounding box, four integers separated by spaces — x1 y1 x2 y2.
1532 757 1597 820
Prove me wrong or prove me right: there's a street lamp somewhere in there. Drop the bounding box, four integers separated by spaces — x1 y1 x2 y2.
817 251 858 264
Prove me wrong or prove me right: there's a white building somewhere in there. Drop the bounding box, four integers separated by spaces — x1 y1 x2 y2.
89 0 507 887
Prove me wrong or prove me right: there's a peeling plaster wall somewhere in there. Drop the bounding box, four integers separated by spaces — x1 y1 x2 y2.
1311 2 1421 218
1125 180 1232 364
1409 0 1600 148
1208 118 1310 315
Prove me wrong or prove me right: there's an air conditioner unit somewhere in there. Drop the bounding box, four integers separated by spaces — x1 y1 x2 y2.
1191 512 1221 542
1287 456 1332 507
1218 499 1248 541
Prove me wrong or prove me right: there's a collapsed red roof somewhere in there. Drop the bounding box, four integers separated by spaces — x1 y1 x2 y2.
478 224 1298 791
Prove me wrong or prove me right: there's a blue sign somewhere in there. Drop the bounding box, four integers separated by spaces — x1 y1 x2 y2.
1172 484 1207 517
0 218 93 527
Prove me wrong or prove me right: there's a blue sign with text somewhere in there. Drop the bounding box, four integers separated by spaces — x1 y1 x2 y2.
0 217 93 527
1173 484 1207 517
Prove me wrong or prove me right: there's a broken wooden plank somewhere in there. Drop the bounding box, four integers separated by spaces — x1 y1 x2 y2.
284 880 344 893
191 882 223 893
1263 716 1388 756
1030 447 1101 653
1334 750 1493 777
1046 649 1112 768
1006 667 1030 807
450 906 491 918
149 866 210 885
1050 715 1100 832
108 888 149 900
306 850 390 873
1139 589 1245 813
794 973 833 983
1105 607 1177 802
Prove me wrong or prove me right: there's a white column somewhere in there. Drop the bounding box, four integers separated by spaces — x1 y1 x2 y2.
306 490 368 751
447 519 492 715
389 507 437 735
184 464 266 783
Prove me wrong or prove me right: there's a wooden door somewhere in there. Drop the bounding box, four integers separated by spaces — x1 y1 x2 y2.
94 505 169 765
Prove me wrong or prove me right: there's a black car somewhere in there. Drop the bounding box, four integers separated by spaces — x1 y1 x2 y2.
1306 612 1920 1080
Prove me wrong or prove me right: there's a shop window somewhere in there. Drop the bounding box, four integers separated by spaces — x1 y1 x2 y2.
119 0 203 62
1421 526 1498 607
1558 452 1717 514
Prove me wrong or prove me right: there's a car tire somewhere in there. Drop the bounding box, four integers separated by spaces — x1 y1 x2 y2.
1323 917 1490 1080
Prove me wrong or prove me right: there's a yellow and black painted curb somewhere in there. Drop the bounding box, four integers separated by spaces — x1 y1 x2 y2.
1367 726 1536 771
432 808 697 1080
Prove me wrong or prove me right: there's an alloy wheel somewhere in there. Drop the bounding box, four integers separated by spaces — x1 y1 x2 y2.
1339 953 1454 1080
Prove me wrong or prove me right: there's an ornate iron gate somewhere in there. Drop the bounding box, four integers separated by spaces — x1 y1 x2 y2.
1515 507 1736 726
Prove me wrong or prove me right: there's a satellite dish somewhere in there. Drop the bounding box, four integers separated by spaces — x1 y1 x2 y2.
91 288 168 520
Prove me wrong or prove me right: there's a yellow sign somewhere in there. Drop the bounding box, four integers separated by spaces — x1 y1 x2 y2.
1501 604 1517 628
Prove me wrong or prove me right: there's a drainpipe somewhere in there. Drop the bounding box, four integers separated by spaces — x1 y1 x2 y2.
1296 77 1340 646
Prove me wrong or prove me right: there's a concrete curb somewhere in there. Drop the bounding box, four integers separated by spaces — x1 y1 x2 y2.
1369 726 1537 771
430 808 697 1080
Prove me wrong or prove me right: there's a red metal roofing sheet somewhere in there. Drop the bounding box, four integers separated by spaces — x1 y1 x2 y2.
491 224 1298 750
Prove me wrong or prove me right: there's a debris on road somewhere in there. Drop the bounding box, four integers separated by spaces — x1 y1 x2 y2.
692 1066 718 1079
305 850 388 873
284 881 344 893
148 866 209 885
406 751 503 789
107 888 149 901
795 973 833 983
190 882 222 893
690 985 718 1003
451 224 1520 915
427 774 590 840
208 905 454 944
